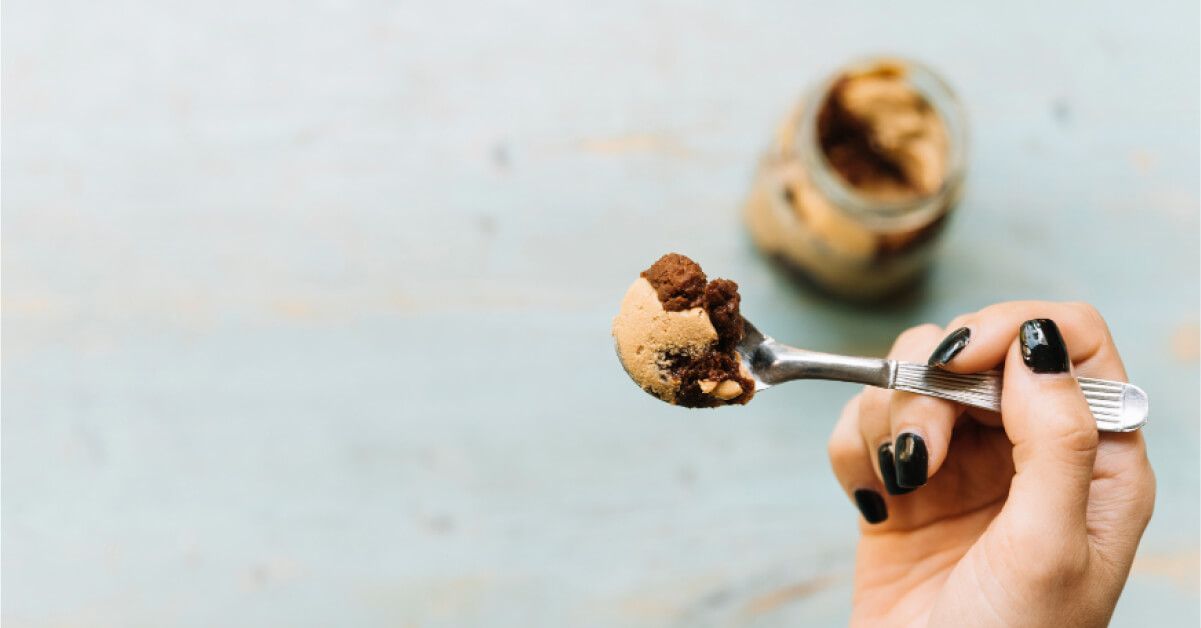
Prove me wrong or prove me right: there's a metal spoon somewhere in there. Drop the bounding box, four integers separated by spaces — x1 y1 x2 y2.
737 317 1148 432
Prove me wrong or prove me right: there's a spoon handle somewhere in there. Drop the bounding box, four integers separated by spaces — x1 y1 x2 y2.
891 361 1148 432
743 325 1146 433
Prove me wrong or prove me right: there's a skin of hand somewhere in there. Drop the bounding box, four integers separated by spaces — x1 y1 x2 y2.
827 302 1155 627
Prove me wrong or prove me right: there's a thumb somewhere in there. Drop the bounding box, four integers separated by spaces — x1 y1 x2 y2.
1000 319 1099 539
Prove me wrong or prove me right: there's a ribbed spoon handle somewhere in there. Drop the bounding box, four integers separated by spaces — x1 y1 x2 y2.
891 362 1148 432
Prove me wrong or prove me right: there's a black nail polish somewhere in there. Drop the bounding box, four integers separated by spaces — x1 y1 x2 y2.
894 433 928 488
853 489 888 524
928 327 971 366
1020 319 1070 374
877 443 915 495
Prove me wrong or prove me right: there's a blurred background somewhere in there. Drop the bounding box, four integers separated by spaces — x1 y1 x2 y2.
3 1 1198 625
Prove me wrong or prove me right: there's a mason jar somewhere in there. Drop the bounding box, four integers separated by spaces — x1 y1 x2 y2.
744 57 968 301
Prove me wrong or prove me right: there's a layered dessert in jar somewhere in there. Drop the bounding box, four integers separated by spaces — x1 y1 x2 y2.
744 58 967 301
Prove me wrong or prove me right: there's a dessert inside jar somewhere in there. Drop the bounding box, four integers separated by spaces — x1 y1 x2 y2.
744 58 967 302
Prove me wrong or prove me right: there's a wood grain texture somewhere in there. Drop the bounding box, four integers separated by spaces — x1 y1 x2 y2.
2 0 1198 625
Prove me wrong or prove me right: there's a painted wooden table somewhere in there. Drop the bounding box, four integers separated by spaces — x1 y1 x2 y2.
4 1 1198 625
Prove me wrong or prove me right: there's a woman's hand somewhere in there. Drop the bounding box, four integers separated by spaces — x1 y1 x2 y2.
827 301 1155 627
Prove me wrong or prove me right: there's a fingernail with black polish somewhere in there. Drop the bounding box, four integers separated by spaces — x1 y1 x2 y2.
928 327 971 366
877 443 914 495
894 433 928 489
1020 318 1070 374
853 489 888 524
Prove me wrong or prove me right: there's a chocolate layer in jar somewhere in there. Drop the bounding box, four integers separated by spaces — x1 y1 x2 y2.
744 58 967 302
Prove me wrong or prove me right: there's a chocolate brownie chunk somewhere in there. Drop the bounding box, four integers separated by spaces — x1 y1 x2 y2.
641 253 707 311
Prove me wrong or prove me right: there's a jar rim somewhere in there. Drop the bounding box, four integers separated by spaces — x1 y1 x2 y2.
797 56 969 232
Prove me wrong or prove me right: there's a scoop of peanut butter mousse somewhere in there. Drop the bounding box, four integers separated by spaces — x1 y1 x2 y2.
612 253 755 408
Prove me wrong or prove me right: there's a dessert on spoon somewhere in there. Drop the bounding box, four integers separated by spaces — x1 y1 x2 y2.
611 253 754 408
612 253 1148 432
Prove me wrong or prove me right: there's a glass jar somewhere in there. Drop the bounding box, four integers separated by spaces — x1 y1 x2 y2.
744 57 968 301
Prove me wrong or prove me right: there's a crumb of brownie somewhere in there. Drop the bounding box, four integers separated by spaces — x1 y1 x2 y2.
641 252 707 311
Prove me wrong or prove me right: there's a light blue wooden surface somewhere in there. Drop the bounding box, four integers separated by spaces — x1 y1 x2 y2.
3 1 1198 625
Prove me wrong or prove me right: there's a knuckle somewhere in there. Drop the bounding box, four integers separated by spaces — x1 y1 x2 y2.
976 301 1017 320
1060 301 1120 366
824 436 842 462
826 431 859 468
897 323 942 344
827 423 860 465
1068 301 1111 336
890 324 944 358
947 313 972 331
1048 424 1100 464
840 394 862 418
890 393 951 433
857 388 891 423
1067 300 1101 320
1058 422 1100 454
828 396 862 464
1038 381 1101 454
